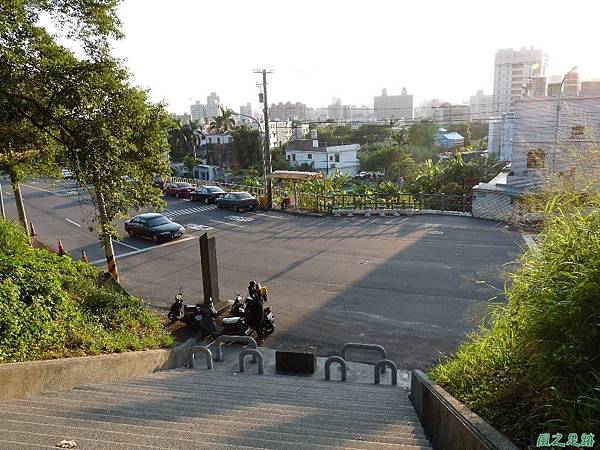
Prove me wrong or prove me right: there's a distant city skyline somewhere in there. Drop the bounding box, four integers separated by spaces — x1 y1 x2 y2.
111 0 600 115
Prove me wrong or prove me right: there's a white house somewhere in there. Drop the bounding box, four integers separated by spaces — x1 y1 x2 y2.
284 131 360 177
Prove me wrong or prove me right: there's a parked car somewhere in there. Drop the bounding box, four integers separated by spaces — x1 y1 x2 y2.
190 185 227 203
216 191 259 212
163 182 195 199
153 176 165 189
124 213 184 243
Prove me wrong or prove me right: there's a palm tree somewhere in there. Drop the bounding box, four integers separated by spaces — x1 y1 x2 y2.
209 107 236 133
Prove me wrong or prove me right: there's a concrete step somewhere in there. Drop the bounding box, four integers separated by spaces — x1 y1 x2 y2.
122 370 407 396
4 402 424 439
23 392 422 431
73 382 413 414
0 366 431 449
0 420 431 449
0 412 430 448
0 407 427 445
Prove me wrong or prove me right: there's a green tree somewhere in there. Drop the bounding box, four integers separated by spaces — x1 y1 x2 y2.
359 144 415 182
407 121 437 148
1 1 171 280
229 125 262 169
209 106 236 133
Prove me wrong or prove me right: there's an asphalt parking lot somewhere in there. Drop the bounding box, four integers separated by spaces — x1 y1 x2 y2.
2 179 526 369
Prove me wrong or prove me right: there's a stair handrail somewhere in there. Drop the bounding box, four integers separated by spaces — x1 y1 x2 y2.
238 349 264 374
214 335 257 363
340 342 387 372
191 345 213 369
374 359 398 385
324 356 347 381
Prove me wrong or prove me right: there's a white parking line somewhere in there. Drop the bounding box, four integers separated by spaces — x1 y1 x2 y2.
249 212 286 220
209 219 244 228
114 240 140 251
65 218 81 227
90 235 196 265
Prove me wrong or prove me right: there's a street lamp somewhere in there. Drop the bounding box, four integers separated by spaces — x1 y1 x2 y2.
553 66 578 170
230 111 269 203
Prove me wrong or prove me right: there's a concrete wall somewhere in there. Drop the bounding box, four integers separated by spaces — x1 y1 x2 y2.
471 189 515 221
0 339 195 401
410 370 519 450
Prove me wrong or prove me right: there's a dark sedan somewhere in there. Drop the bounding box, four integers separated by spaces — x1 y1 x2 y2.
163 182 195 199
124 213 184 243
216 191 259 212
190 185 227 203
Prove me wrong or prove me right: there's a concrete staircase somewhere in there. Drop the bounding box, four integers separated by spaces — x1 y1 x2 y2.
0 367 431 449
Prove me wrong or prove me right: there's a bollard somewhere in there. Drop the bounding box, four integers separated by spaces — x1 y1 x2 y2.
57 237 66 256
191 346 214 369
325 356 347 381
81 249 89 263
239 349 264 374
30 222 37 237
378 205 386 217
393 205 401 217
374 359 398 385
347 205 355 217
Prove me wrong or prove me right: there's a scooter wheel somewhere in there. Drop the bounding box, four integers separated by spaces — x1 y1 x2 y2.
167 312 175 321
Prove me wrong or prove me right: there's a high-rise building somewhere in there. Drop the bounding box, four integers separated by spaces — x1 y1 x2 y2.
190 101 206 122
580 80 600 96
374 87 413 121
525 75 548 98
415 99 445 119
469 90 493 120
269 102 307 121
563 71 580 96
327 97 343 120
206 92 221 119
492 47 548 114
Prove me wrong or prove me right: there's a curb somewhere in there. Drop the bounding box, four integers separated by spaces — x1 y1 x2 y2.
0 339 197 401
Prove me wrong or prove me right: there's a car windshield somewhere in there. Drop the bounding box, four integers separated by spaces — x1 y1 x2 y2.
237 192 253 199
147 216 170 227
207 187 224 193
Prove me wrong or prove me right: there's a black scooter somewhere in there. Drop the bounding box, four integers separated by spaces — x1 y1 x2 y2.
167 289 250 337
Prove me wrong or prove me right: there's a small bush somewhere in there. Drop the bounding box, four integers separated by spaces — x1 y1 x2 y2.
430 195 600 449
0 219 173 363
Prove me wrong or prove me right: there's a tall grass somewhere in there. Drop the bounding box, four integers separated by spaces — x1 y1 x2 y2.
430 194 600 448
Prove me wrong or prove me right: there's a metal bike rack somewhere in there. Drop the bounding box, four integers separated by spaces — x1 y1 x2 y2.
214 335 257 363
324 356 347 381
238 349 264 374
191 345 213 369
374 359 398 385
340 343 387 372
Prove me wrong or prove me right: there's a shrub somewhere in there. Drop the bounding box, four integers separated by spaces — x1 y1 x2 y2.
0 219 173 362
430 195 600 448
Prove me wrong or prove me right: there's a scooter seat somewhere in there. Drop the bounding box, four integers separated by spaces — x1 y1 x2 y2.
223 316 241 324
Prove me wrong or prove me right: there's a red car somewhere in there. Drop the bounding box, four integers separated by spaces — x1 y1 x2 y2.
163 182 195 199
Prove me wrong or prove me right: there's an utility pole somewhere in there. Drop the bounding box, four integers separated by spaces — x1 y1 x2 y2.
553 66 578 170
254 69 274 208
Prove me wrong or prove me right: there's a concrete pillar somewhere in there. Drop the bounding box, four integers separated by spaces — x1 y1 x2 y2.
199 231 219 305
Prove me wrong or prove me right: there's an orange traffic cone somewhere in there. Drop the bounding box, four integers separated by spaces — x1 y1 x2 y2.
29 222 36 237
57 237 66 256
81 249 89 263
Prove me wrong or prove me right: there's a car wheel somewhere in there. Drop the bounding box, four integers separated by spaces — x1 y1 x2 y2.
217 203 223 209
128 229 135 238
152 234 160 243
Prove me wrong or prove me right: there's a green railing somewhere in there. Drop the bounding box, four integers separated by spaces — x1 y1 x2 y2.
170 177 472 215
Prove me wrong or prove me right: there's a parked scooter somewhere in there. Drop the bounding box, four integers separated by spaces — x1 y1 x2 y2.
167 289 250 337
280 192 291 210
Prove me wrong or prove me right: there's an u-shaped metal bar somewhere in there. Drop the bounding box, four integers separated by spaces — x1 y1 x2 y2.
214 335 257 362
324 356 347 381
239 349 264 374
340 343 387 372
191 345 213 369
374 359 398 385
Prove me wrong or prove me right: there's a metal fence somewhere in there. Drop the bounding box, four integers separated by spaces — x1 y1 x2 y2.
170 177 472 215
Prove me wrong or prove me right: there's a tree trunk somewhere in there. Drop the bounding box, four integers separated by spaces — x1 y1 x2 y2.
0 180 6 220
9 169 29 237
95 186 119 283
